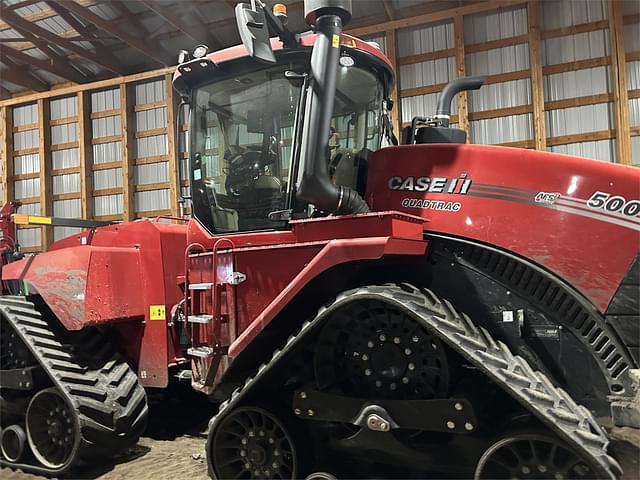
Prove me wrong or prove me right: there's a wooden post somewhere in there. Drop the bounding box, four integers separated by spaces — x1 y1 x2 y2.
528 1 546 150
608 0 631 165
454 14 470 139
385 29 402 139
165 73 179 216
120 83 136 220
1 106 13 204
38 98 52 249
77 91 93 218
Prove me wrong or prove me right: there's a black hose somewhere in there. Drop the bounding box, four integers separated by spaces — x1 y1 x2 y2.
435 76 486 127
296 14 369 214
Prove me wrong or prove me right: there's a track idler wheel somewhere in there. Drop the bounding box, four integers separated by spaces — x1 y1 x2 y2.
26 387 80 470
475 434 599 480
0 425 27 462
209 406 298 479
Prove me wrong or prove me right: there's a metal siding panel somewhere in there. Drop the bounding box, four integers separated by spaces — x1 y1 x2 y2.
93 168 123 189
624 23 640 53
50 96 77 120
469 79 532 111
542 29 610 66
19 203 40 215
545 102 614 137
631 136 640 166
92 115 121 138
470 113 533 144
541 0 607 30
466 44 529 76
92 141 122 164
135 189 170 212
93 194 123 216
52 173 80 195
52 148 80 169
136 134 168 158
51 123 78 144
627 61 640 90
12 104 37 126
398 20 453 57
134 162 169 185
544 66 612 101
629 98 640 127
91 89 120 112
13 153 39 175
550 139 616 162
465 6 528 44
135 107 167 131
17 228 41 248
14 178 41 199
13 130 39 150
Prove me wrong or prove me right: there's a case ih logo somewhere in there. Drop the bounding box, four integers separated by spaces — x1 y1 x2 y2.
388 174 472 194
534 192 561 204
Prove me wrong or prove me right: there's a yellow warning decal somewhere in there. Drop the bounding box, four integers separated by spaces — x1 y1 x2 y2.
149 305 166 321
332 34 340 48
341 38 356 48
28 216 52 225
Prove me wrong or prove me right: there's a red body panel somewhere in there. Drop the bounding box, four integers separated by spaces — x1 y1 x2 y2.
366 144 640 312
2 220 187 387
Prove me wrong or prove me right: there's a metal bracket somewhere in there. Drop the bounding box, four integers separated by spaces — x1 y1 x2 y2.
292 388 477 434
0 366 40 390
226 271 247 285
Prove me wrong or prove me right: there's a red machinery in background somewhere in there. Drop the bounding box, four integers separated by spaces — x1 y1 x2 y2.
1 1 638 478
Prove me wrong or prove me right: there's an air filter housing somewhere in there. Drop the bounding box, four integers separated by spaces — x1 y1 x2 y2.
304 0 352 26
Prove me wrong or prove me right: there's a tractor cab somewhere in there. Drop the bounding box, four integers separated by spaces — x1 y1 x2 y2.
173 2 393 235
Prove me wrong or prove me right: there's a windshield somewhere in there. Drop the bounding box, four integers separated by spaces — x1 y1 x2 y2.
190 55 385 234
191 61 303 233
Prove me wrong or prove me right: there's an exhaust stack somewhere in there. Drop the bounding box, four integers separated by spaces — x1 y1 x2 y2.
296 0 369 214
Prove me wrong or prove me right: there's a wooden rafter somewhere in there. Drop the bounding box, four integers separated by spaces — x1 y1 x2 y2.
0 5 122 74
382 0 395 21
1 45 85 84
0 56 49 91
140 0 216 48
44 0 127 75
56 0 167 66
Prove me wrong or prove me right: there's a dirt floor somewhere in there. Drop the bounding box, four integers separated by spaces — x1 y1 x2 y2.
2 384 639 480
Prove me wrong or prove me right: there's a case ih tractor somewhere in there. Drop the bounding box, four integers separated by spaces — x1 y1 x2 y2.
0 0 638 478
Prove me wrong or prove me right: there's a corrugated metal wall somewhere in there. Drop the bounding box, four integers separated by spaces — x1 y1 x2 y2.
542 0 616 162
625 0 640 165
12 103 41 248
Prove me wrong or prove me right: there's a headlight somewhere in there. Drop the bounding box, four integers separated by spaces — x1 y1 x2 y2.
193 45 209 59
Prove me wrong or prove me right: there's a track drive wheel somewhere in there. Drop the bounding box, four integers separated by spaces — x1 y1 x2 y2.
475 433 600 480
209 406 298 479
26 387 80 470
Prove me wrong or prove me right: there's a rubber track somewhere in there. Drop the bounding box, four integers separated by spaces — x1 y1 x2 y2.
207 284 622 479
0 296 148 476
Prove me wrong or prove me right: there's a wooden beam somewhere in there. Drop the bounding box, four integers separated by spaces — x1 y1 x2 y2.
527 1 545 150
399 48 455 66
38 99 52 249
608 0 631 165
545 93 613 111
381 1 395 21
542 56 610 75
57 0 168 66
77 91 93 219
546 129 616 147
454 15 470 139
0 68 173 107
0 5 121 74
541 19 608 40
141 0 210 47
0 56 49 92
45 0 127 75
165 73 179 216
1 45 85 84
120 84 135 221
465 34 528 53
385 29 401 139
1 106 13 204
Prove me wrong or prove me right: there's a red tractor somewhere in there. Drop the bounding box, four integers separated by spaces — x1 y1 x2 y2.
1 1 638 478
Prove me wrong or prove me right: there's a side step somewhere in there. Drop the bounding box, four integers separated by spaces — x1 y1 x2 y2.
205 284 621 480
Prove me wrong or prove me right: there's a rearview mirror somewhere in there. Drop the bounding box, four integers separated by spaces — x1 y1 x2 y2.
235 3 276 63
246 110 265 133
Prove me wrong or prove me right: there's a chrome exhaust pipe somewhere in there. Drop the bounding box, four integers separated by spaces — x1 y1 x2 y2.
1 424 27 462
